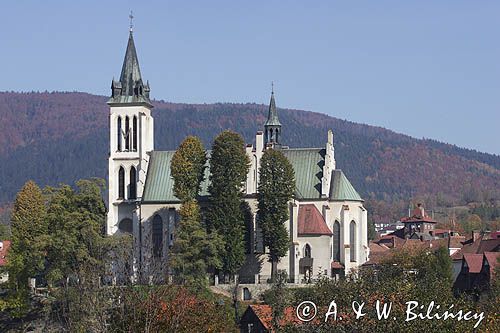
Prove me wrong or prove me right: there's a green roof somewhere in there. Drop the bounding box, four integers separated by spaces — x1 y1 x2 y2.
329 170 363 201
280 148 324 199
142 148 363 203
142 151 210 202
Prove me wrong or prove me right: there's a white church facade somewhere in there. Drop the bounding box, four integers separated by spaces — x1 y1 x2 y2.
106 30 369 283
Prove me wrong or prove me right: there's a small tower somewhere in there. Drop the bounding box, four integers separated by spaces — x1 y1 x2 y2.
107 23 154 236
264 84 282 148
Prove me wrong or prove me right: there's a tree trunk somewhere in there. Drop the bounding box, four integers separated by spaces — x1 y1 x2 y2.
271 256 278 282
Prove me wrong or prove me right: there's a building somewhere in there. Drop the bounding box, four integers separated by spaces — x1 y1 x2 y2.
240 305 311 332
400 203 437 237
453 251 499 296
106 28 368 283
0 240 11 283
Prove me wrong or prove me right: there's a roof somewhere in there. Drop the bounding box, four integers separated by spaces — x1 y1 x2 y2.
448 236 465 249
451 236 500 261
142 148 362 203
0 240 11 266
243 305 308 331
484 252 500 277
280 148 324 199
142 151 210 202
108 31 151 106
329 170 363 201
297 204 332 236
463 254 483 273
400 205 437 224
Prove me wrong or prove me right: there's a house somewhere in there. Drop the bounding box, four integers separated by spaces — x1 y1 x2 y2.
239 304 311 333
451 233 500 290
453 251 499 296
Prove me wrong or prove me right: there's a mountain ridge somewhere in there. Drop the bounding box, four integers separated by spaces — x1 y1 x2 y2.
0 91 498 210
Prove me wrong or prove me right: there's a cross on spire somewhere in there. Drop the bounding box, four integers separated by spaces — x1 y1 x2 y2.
129 11 134 32
271 81 274 94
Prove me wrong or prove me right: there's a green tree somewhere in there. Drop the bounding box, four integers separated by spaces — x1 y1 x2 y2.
170 200 223 287
207 130 250 276
8 180 47 291
367 219 376 241
170 136 222 286
258 149 295 281
44 178 107 284
171 136 207 201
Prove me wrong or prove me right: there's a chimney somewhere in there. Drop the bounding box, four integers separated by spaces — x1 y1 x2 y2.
472 230 480 242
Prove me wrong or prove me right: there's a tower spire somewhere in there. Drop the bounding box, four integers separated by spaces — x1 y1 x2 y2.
264 83 282 147
109 17 151 106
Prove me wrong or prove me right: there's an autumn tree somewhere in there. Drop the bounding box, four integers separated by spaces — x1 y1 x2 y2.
8 180 47 291
170 136 207 201
258 149 295 281
207 130 250 277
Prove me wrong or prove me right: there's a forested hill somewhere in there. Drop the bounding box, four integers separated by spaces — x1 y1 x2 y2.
0 91 499 207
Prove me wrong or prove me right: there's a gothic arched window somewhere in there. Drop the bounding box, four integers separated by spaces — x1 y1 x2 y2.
118 166 125 199
132 116 138 151
117 116 122 151
304 244 312 258
118 218 133 233
124 116 130 151
332 221 341 261
129 166 137 200
152 215 163 258
350 220 357 262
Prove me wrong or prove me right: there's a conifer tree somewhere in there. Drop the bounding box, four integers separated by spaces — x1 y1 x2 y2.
258 149 295 281
207 130 250 277
170 200 223 286
8 180 47 290
170 136 222 285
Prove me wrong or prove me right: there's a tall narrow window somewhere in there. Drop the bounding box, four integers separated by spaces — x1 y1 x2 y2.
304 244 312 258
152 215 163 258
125 116 130 151
129 166 137 200
117 116 122 151
332 221 341 261
350 221 356 262
118 166 125 199
132 116 138 151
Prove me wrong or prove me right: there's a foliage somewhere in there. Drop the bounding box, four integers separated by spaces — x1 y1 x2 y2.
264 248 496 332
7 180 47 292
263 270 291 330
0 224 10 240
110 285 237 333
171 136 207 201
207 130 250 276
43 178 108 284
169 200 223 287
257 149 295 280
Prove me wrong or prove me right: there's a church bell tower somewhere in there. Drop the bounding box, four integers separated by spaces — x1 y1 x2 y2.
107 25 154 236
264 85 282 148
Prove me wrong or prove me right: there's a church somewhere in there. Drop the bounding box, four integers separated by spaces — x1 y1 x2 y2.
106 29 369 283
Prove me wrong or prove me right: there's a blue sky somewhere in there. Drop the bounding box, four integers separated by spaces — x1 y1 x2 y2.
1 1 499 154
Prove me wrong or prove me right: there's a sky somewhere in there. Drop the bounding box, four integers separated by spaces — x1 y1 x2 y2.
1 1 499 155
